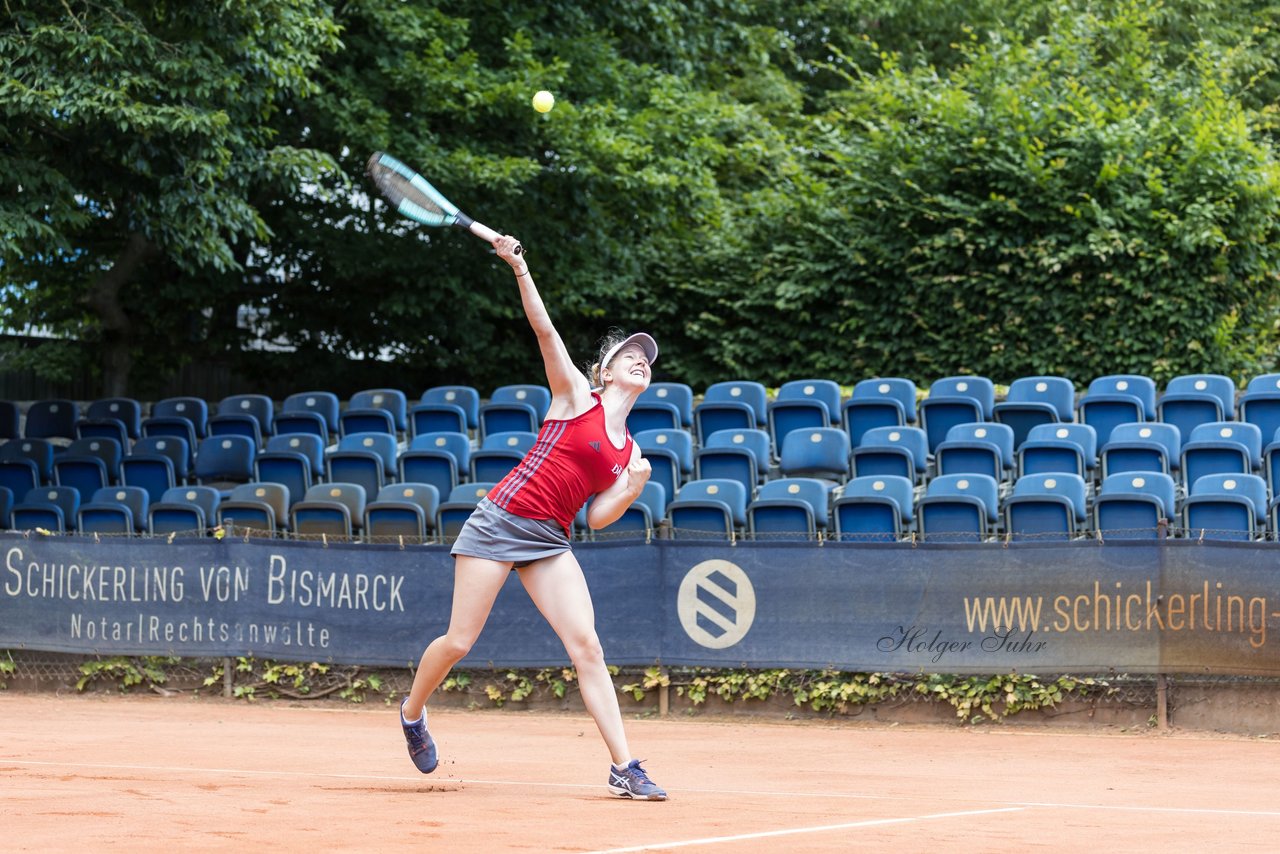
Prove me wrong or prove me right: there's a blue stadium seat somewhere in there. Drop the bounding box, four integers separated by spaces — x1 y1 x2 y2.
778 428 851 481
0 438 54 484
61 436 123 482
210 394 274 447
635 428 695 508
1264 427 1280 500
1094 472 1177 540
194 435 257 493
1003 472 1088 541
841 378 918 448
917 474 1000 543
1157 374 1235 444
1017 422 1098 480
24 398 79 441
1099 422 1181 479
398 431 472 498
78 486 150 535
11 485 80 532
342 388 408 438
747 477 833 540
1237 374 1280 448
325 431 399 497
149 397 209 439
141 415 199 465
849 425 929 484
218 482 291 535
1180 421 1262 490
667 478 748 541
51 451 109 502
436 482 496 542
291 482 367 540
470 431 537 483
833 475 915 542
693 380 768 445
120 439 182 504
694 428 771 495
0 458 40 500
275 391 341 444
75 417 129 448
768 379 842 456
1182 473 1268 541
149 485 221 536
1077 374 1156 447
919 375 995 453
364 482 441 542
0 485 12 530
934 422 1015 483
480 385 551 438
85 397 142 441
591 481 667 541
254 434 323 508
628 382 695 434
418 385 481 432
993 376 1075 448
0 401 19 440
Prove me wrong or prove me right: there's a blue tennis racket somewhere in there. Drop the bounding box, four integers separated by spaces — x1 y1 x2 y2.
366 151 522 254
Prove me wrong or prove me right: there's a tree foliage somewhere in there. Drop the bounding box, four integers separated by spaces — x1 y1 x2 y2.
3 0 1280 396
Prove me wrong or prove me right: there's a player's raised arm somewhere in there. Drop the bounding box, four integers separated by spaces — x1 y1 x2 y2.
493 235 591 414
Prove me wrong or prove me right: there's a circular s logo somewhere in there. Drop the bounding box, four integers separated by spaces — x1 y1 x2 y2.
677 560 756 649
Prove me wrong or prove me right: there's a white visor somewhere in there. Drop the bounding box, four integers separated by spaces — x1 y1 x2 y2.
594 332 658 390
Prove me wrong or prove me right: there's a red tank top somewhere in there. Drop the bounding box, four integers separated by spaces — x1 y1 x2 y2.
489 394 632 535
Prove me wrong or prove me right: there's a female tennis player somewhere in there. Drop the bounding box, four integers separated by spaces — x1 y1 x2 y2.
399 234 667 801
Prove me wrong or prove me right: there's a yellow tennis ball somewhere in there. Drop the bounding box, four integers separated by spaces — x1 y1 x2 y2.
532 90 555 113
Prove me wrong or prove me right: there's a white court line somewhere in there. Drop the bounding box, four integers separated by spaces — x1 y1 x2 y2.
6 758 1280 820
583 808 1025 854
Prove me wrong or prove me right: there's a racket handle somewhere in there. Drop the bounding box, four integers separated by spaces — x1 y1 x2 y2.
457 215 523 255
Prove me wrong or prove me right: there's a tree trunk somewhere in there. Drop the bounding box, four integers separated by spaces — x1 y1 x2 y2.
84 232 156 398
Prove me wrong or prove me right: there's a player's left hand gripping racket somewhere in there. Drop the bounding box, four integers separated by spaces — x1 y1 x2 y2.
366 151 522 254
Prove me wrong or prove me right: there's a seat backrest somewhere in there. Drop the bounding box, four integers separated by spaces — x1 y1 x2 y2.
774 379 843 422
66 437 123 473
21 485 81 523
224 481 290 523
1162 374 1235 416
703 428 772 468
855 426 929 475
925 376 995 419
406 431 472 469
778 427 851 479
699 381 769 426
1187 421 1262 468
263 432 325 475
216 394 274 436
1244 373 1280 396
754 477 831 519
0 438 55 480
1026 422 1099 462
336 431 399 471
1105 422 1180 459
1189 473 1268 518
639 383 695 428
419 386 481 430
840 475 915 523
925 473 1000 520
24 399 80 440
1085 374 1157 420
489 385 552 422
281 391 341 435
151 397 209 437
941 422 1015 470
446 481 496 505
302 482 368 521
87 485 150 527
849 378 918 423
1098 472 1177 517
634 428 695 474
86 397 142 440
674 478 748 526
1010 472 1087 520
375 482 441 516
348 388 409 432
194 435 256 482
0 400 19 439
159 485 222 522
1001 376 1076 419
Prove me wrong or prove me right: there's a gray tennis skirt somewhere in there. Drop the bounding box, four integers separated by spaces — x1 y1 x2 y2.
450 497 572 566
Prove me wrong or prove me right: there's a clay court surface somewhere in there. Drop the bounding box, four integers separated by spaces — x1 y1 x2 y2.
3 694 1278 851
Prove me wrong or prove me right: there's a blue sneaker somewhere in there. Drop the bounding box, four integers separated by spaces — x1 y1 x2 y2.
607 759 667 800
400 699 438 774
